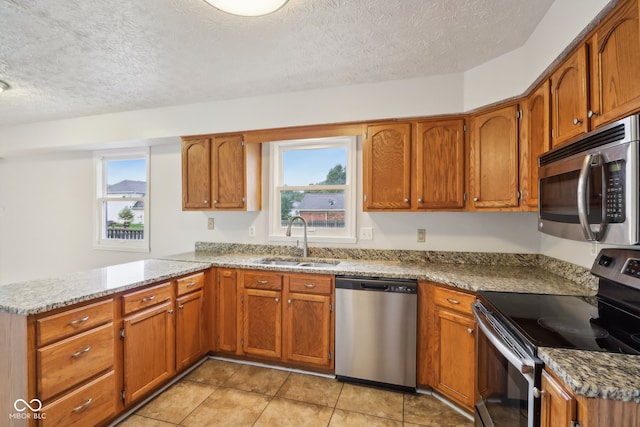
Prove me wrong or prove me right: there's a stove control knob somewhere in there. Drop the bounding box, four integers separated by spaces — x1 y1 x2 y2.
598 255 613 267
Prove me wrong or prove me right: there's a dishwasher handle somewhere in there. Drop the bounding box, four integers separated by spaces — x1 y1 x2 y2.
360 283 389 291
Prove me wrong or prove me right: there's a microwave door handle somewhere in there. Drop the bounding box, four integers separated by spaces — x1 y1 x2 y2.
577 154 598 241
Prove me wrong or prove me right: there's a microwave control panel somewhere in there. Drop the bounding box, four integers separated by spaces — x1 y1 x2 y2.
605 166 625 223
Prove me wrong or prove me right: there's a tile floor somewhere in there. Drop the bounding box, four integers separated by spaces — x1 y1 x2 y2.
115 359 473 427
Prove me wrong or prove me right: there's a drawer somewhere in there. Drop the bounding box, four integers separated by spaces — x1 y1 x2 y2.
433 286 475 314
40 370 117 427
243 272 283 290
37 323 114 401
176 271 205 296
122 281 172 315
37 299 114 347
288 274 332 295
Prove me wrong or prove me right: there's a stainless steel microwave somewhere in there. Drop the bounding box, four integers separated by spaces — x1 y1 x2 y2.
538 115 640 244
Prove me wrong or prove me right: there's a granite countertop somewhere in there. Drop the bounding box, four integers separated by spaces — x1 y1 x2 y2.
539 348 640 403
163 251 593 295
0 259 212 315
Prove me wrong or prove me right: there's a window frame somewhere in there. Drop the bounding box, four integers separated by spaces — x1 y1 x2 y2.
94 148 150 252
268 136 357 244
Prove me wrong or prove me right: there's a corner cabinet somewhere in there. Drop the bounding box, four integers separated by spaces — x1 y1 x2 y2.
181 134 261 211
589 0 640 128
540 369 577 427
468 104 521 210
363 123 412 210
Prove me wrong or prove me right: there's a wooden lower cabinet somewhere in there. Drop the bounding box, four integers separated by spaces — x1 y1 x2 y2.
420 282 476 411
217 268 239 353
242 288 282 358
541 369 576 427
176 289 206 371
122 299 175 404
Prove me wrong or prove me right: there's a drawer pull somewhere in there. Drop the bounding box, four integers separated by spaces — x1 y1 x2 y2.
141 295 156 302
71 346 92 358
303 283 317 289
71 398 93 413
467 328 474 334
69 316 90 325
257 280 269 285
446 298 460 305
186 281 197 288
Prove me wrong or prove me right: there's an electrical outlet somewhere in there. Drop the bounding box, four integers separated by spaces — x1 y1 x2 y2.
417 228 426 243
360 227 373 240
207 217 214 230
249 226 256 237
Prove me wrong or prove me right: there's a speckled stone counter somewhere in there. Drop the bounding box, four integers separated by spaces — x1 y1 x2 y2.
539 348 640 403
0 259 212 315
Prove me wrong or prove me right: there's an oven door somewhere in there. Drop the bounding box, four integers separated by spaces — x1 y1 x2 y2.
472 302 542 427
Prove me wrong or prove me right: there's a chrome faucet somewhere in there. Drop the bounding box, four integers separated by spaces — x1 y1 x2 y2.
285 215 308 258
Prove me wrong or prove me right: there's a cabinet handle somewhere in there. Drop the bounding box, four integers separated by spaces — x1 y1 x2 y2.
186 281 197 288
69 316 89 325
168 309 174 314
418 198 423 203
204 200 208 204
303 283 317 288
275 298 280 303
588 110 600 118
533 387 546 398
467 328 474 334
473 197 479 202
71 398 93 413
573 117 583 125
71 346 92 358
141 295 156 302
446 298 460 304
404 198 409 203
288 299 292 304
257 280 269 285
214 200 218 204
179 304 185 310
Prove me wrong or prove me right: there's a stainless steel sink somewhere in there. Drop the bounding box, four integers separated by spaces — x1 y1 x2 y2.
255 258 340 268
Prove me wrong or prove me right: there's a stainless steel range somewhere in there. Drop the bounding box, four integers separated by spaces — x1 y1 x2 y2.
473 248 640 427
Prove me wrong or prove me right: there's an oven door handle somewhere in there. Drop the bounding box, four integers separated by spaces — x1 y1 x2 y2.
577 153 604 241
472 303 536 385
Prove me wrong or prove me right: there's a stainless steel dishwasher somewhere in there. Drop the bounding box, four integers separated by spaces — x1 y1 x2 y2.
335 275 417 390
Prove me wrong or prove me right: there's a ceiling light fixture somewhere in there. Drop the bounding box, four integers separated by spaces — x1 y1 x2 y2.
0 80 9 93
204 0 288 16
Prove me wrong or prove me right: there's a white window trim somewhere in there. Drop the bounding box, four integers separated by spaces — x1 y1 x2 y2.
268 136 357 244
94 148 150 252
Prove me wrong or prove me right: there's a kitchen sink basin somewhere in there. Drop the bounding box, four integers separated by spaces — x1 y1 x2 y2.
255 258 340 268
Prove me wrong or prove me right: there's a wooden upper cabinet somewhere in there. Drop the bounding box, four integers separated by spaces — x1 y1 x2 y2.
414 119 465 209
363 123 412 210
469 104 520 209
590 0 640 128
520 81 551 209
551 44 590 147
182 134 261 211
182 137 211 209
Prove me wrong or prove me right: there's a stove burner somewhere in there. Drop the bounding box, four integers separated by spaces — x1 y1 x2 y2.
537 317 610 339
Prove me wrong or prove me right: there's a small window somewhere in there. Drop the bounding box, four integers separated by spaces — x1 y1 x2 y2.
269 136 357 243
95 148 149 252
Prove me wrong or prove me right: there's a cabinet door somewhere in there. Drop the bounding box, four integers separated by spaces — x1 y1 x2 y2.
176 290 205 371
590 0 640 128
431 306 476 410
520 81 550 209
217 269 238 353
469 105 520 209
242 288 282 359
551 44 589 147
122 300 175 404
182 137 211 209
284 292 332 367
414 119 465 209
212 134 246 209
540 369 577 427
363 123 412 210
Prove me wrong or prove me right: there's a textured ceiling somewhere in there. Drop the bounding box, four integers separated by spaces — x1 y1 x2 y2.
0 0 555 127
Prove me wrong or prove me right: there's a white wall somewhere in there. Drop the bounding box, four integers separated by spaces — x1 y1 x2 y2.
0 0 617 283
